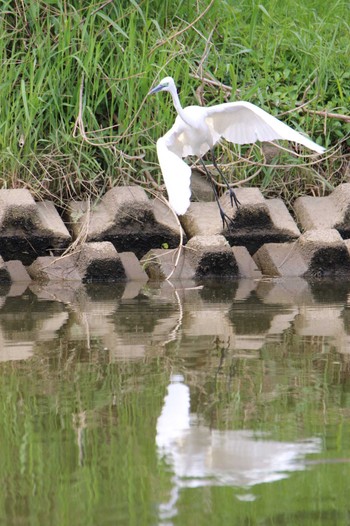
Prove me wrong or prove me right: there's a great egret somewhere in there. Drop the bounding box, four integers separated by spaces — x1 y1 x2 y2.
149 76 325 225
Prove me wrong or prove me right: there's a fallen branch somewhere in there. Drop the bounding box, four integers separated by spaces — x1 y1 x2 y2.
302 108 350 122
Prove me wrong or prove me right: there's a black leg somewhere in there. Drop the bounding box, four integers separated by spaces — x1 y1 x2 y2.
210 149 240 208
200 158 234 229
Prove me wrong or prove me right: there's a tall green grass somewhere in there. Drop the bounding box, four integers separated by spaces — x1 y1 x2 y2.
0 0 349 206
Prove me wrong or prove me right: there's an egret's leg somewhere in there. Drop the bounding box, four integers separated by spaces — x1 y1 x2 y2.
210 149 240 208
199 158 234 229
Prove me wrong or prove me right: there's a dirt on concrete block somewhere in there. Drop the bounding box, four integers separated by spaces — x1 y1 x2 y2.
77 242 127 283
220 188 300 254
300 229 350 278
68 186 186 258
0 189 71 265
186 235 239 279
0 256 12 283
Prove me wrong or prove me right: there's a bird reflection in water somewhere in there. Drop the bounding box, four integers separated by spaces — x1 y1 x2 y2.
156 374 321 520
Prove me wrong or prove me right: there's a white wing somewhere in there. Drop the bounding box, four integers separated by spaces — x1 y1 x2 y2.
205 101 325 153
156 136 192 215
161 111 213 158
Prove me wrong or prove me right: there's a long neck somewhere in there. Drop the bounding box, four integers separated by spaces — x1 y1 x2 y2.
170 85 192 126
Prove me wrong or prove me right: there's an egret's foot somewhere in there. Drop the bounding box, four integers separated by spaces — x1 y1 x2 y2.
219 208 235 230
228 187 240 209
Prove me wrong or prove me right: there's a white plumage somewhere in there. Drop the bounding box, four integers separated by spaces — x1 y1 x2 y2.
149 76 325 216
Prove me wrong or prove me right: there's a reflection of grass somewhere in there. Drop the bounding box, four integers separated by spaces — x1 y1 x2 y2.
0 355 168 525
0 0 348 209
192 332 350 440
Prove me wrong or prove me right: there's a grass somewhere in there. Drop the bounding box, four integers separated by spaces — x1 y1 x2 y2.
0 0 349 208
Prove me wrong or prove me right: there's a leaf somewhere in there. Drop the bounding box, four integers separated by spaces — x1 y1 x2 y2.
20 79 30 122
95 12 129 39
258 4 273 20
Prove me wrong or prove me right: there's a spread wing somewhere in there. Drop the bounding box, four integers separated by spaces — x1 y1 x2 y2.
205 101 325 153
154 100 324 216
156 136 192 215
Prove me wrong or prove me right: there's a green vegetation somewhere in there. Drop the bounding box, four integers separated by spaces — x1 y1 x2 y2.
0 0 349 208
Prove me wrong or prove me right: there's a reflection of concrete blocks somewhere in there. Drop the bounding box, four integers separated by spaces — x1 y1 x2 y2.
294 184 350 237
182 187 300 254
0 189 71 264
255 278 312 305
294 303 344 338
68 186 186 258
254 229 350 278
28 242 147 283
142 235 261 280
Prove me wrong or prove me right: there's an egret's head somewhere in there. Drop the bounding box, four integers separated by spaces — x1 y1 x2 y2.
148 76 175 96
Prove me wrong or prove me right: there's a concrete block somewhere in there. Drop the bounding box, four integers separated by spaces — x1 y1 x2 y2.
254 228 350 278
0 258 30 287
253 242 308 277
180 202 223 237
28 255 81 282
220 188 300 254
28 242 127 283
152 199 183 234
141 249 196 281
294 183 350 237
190 169 215 203
76 242 127 283
185 235 239 279
142 236 260 281
68 186 186 258
181 187 300 255
0 189 71 264
4 260 31 282
118 252 148 281
231 246 262 278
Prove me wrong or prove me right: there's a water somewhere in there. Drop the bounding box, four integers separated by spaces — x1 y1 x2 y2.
0 278 349 525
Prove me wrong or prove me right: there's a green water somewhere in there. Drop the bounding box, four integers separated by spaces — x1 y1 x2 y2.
0 278 349 525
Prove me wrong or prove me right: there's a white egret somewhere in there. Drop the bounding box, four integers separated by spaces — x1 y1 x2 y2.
149 76 325 225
